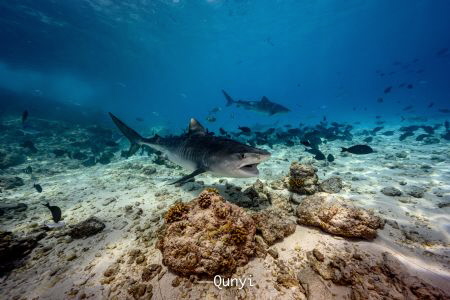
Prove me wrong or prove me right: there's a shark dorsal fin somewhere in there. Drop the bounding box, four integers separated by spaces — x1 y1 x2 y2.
261 96 270 103
188 118 206 135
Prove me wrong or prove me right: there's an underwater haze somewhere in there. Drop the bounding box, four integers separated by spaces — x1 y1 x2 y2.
1 1 450 300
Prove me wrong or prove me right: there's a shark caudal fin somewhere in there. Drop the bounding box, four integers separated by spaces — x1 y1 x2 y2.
109 112 143 157
222 90 234 107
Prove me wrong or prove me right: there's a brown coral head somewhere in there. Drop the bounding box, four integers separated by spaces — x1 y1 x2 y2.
164 202 189 223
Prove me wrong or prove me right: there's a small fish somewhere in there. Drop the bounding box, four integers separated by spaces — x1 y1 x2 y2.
21 140 38 153
415 134 429 141
24 166 33 174
399 132 414 141
341 145 374 154
219 128 228 136
300 140 311 147
136 117 144 122
363 137 373 143
314 152 326 160
403 105 413 111
43 203 62 223
72 152 88 160
285 140 294 147
238 126 251 133
327 154 335 162
34 184 43 193
22 110 29 124
53 149 67 157
384 86 392 94
382 131 394 136
438 108 450 113
206 115 217 123
372 126 384 134
377 97 383 103
428 102 434 108
209 107 221 114
407 84 413 89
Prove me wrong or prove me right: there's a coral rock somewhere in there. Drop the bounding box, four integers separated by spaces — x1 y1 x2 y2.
252 209 296 246
157 190 256 277
288 162 319 195
319 177 343 193
0 151 26 170
68 216 105 239
0 176 24 190
296 193 384 240
381 186 402 196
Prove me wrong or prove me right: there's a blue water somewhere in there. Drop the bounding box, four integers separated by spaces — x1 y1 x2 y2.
0 0 449 131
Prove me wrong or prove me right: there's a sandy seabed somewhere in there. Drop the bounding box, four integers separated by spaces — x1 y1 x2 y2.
0 121 449 300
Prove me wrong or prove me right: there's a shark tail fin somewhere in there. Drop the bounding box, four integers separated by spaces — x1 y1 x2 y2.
341 147 348 152
109 112 143 157
222 90 234 106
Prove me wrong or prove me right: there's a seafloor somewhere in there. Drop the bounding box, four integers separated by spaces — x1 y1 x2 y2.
0 117 449 300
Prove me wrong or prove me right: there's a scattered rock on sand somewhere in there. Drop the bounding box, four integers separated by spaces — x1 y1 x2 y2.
0 230 45 276
142 264 162 281
307 249 449 299
404 185 426 198
288 162 319 195
251 209 296 246
381 186 402 196
0 176 24 190
156 189 256 276
68 217 105 239
319 177 343 193
296 193 384 240
0 151 26 169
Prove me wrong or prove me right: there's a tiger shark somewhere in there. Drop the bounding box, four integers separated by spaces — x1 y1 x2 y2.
222 90 290 116
109 113 271 184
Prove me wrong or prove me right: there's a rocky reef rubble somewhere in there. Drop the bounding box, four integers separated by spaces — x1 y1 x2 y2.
0 230 46 276
306 247 450 300
67 216 105 239
156 189 256 276
288 162 319 194
297 193 384 239
156 188 296 277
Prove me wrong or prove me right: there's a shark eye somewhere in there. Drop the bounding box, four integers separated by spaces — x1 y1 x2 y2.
240 153 246 159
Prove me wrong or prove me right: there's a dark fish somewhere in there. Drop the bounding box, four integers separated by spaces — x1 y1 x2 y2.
21 140 38 153
22 110 29 124
384 86 392 94
34 184 43 193
327 154 335 162
209 107 221 114
363 137 373 143
323 116 327 122
403 105 413 111
382 131 394 136
24 166 32 174
415 134 429 141
436 47 449 57
445 121 449 130
399 132 414 141
438 109 450 113
300 140 311 147
407 84 413 89
285 140 294 147
377 97 383 103
206 115 216 123
372 126 384 134
375 116 382 119
53 149 67 157
43 203 62 223
136 117 144 122
238 126 251 133
428 102 434 108
219 128 228 136
72 152 88 160
341 145 374 154
314 152 326 160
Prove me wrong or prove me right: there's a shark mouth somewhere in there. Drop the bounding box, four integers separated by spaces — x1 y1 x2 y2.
239 162 260 175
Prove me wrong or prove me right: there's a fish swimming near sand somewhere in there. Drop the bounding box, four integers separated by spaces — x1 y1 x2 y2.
222 90 290 116
109 113 271 184
34 184 43 193
341 144 374 154
43 203 61 223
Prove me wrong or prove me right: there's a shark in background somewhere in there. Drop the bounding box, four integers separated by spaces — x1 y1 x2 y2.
222 90 291 116
109 113 271 185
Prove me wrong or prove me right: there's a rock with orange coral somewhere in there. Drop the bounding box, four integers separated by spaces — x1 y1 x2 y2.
156 189 256 277
288 162 319 195
296 193 384 240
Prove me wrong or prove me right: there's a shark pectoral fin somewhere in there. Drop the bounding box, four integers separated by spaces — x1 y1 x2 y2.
168 168 206 185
